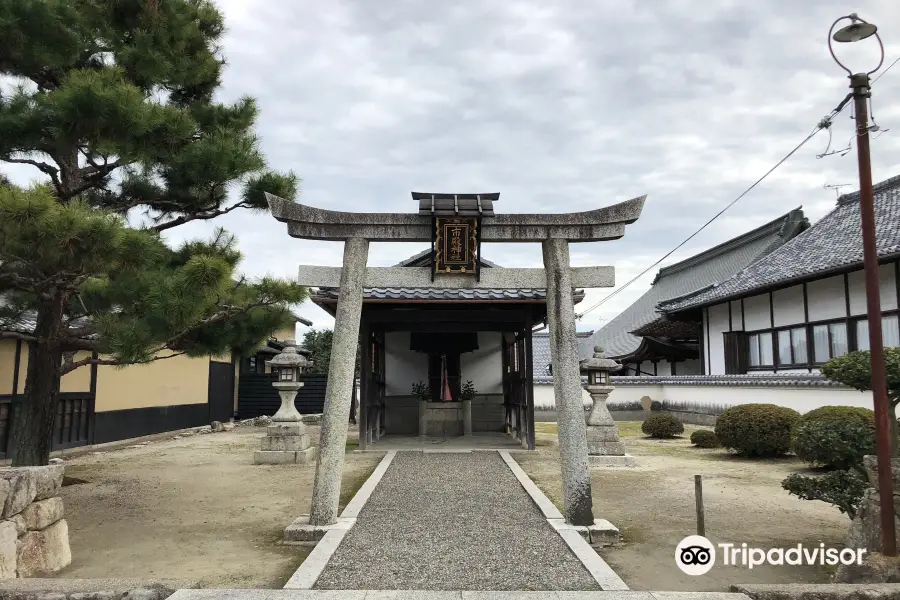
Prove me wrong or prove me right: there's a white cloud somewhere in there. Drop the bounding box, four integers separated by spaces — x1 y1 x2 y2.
5 0 900 333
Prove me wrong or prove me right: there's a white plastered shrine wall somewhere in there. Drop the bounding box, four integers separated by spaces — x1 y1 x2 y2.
383 331 504 396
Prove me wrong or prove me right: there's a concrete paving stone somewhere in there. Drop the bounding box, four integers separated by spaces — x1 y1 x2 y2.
650 593 751 600
730 583 900 599
173 591 369 600
314 452 600 591
460 593 557 600
462 591 559 600
366 592 462 600
556 593 654 600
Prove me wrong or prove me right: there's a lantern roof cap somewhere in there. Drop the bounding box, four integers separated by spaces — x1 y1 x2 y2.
580 345 622 372
267 340 309 368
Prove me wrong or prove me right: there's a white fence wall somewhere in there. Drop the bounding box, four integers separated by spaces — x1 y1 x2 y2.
605 383 873 414
533 385 593 410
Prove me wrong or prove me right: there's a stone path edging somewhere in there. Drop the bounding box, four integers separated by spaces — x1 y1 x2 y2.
498 451 629 591
170 589 752 599
283 451 397 590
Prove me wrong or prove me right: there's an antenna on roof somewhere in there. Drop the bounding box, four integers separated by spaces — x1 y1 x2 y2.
824 183 853 198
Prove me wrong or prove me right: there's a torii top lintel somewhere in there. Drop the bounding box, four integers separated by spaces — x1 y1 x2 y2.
265 192 646 243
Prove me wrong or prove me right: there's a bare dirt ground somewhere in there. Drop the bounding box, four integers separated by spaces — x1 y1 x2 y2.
518 422 850 592
54 427 382 588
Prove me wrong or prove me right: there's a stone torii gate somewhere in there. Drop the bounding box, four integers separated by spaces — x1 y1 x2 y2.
266 191 646 528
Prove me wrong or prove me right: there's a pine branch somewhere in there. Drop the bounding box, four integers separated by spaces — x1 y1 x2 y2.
2 158 61 188
151 201 251 232
62 160 125 200
0 271 46 296
59 350 186 376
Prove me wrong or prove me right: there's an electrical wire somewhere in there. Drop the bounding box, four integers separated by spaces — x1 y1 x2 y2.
575 96 854 321
873 55 900 83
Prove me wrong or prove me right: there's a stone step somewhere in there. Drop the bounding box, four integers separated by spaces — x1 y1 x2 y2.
169 590 752 600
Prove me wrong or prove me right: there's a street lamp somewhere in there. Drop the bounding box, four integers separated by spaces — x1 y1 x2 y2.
828 13 894 557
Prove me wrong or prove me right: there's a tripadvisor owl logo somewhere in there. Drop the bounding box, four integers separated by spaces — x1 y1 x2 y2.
676 535 715 575
675 536 868 575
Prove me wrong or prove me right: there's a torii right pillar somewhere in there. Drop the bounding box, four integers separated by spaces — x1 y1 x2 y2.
543 238 594 526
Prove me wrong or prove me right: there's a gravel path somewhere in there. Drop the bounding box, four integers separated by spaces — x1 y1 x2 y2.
314 451 600 591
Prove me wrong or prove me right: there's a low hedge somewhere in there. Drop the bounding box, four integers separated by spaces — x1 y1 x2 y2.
690 429 720 448
642 413 684 438
715 404 800 457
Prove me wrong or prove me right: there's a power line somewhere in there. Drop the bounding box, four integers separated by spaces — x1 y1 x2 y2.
873 55 899 83
576 96 854 321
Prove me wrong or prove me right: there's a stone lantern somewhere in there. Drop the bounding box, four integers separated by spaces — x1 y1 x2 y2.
579 346 634 466
254 340 316 465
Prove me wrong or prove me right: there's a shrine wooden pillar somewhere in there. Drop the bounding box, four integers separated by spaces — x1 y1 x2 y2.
525 318 536 450
358 319 370 450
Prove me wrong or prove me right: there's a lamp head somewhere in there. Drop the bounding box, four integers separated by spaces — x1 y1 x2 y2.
833 15 878 43
828 14 884 76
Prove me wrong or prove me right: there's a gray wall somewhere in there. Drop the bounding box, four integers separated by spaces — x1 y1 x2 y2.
471 394 504 432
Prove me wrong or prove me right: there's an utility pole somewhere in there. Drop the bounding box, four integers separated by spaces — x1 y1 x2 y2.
829 13 895 556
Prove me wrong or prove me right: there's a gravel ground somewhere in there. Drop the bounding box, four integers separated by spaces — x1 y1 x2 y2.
314 451 600 591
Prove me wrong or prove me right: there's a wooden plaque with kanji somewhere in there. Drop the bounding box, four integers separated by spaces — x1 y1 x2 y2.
434 217 478 274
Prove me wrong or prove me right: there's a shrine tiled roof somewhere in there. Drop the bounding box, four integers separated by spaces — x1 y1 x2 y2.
531 330 595 380
314 287 551 301
660 174 900 313
586 209 808 360
311 251 581 304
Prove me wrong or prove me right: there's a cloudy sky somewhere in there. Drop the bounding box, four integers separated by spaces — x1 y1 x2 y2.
6 1 900 338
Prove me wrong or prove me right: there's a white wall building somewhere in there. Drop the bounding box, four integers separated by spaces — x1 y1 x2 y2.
586 209 809 377
659 174 900 377
533 175 900 420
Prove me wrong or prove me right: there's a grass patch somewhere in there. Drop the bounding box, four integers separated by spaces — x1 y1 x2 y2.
273 543 312 588
337 460 379 511
535 422 558 435
618 524 649 544
615 421 644 438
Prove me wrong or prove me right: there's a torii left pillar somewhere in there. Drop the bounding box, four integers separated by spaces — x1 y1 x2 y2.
543 238 594 526
309 237 369 526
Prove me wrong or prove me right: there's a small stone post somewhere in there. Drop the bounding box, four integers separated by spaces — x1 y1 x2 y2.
463 400 473 436
309 237 369 526
254 342 315 464
542 238 594 526
580 346 633 466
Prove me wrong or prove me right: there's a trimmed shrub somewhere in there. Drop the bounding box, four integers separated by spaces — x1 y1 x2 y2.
782 469 868 518
715 404 800 457
650 400 663 412
792 406 875 469
642 413 684 438
690 429 720 448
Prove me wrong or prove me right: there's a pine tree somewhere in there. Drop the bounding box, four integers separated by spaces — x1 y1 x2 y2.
0 0 305 465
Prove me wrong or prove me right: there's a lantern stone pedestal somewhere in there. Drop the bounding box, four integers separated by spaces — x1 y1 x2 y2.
253 343 316 465
254 383 316 464
585 385 635 467
580 346 635 468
